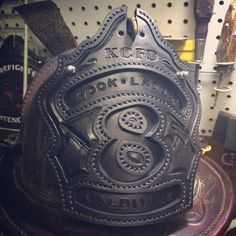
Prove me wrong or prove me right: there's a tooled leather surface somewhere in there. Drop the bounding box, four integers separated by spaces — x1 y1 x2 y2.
15 6 202 226
0 157 234 235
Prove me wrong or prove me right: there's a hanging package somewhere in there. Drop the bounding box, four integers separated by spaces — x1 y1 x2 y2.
0 35 43 147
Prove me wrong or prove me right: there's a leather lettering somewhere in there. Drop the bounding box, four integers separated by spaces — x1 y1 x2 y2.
135 48 145 59
119 47 132 58
104 47 159 61
146 49 159 61
105 47 118 58
108 78 118 87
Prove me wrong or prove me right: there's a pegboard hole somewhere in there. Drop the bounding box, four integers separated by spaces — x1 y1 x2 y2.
219 1 224 5
198 80 201 83
228 81 233 85
151 3 156 8
227 95 231 98
69 7 73 11
43 48 48 53
86 36 90 39
97 21 101 26
5 23 9 28
184 2 189 7
167 19 172 24
218 18 223 23
208 130 212 133
74 36 78 40
140 31 145 37
212 80 217 84
201 129 207 134
136 4 141 8
81 6 86 11
72 22 76 26
15 23 19 27
94 6 99 10
167 2 172 7
118 30 124 36
11 9 16 14
216 35 221 40
211 94 216 97
210 106 214 110
225 107 230 111
108 5 112 10
84 21 88 26
209 118 214 122
1 10 5 14
183 19 188 24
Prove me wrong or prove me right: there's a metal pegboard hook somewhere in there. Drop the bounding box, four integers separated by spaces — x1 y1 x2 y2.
197 84 203 90
213 62 234 107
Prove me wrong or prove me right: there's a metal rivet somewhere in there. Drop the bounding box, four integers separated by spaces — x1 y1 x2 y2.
66 65 76 75
176 71 189 79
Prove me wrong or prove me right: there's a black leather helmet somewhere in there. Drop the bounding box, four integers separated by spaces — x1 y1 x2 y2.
14 6 201 227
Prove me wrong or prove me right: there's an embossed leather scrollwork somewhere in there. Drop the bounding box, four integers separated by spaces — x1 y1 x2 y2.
15 6 201 226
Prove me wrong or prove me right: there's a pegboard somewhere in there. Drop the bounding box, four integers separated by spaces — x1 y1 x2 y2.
198 0 236 136
0 0 236 136
0 1 52 58
54 0 195 40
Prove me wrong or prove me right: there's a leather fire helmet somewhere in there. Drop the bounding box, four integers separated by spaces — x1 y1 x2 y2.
16 6 201 227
